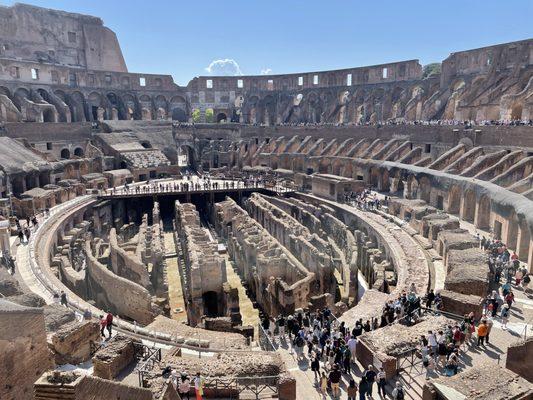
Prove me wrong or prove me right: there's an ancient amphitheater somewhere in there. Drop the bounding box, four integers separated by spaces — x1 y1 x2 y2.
0 3 532 400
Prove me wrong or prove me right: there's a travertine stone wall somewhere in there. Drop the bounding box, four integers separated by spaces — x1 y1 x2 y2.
215 197 314 316
174 201 227 326
0 300 54 400
50 320 100 365
85 240 154 324
92 335 138 380
246 193 334 296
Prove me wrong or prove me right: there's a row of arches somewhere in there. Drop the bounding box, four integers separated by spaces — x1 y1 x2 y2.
0 86 191 123
290 155 533 263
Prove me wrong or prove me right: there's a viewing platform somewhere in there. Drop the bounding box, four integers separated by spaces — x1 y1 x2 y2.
97 177 295 199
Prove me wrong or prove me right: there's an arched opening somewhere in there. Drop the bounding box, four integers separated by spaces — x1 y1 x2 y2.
202 291 219 317
140 141 152 149
73 147 84 157
216 112 227 123
476 195 491 229
461 189 476 222
517 223 531 262
506 212 519 252
418 177 431 203
205 108 214 123
191 109 201 123
511 103 523 120
447 185 461 214
171 108 187 122
60 148 70 159
42 108 55 122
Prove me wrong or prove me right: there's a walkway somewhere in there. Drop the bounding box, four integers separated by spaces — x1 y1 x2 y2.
99 176 294 199
162 230 187 323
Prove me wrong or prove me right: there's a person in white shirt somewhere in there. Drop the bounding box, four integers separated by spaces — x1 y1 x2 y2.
347 335 357 362
428 330 438 359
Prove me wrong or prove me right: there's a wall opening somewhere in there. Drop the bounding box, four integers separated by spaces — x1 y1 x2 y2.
60 148 70 159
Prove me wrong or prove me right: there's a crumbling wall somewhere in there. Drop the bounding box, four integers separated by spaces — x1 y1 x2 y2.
85 240 154 325
0 301 54 400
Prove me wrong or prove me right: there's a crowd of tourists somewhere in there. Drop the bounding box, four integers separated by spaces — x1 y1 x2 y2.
343 189 386 211
248 118 533 128
260 297 430 399
108 173 282 196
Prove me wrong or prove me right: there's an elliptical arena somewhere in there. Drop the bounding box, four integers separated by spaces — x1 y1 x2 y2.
0 4 532 400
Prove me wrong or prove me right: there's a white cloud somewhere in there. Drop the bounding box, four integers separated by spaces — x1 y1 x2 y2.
205 59 243 76
260 68 272 75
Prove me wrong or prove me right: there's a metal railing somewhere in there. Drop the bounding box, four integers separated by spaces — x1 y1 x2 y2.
135 343 162 388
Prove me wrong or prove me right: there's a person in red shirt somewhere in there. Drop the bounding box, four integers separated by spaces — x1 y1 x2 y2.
106 312 114 337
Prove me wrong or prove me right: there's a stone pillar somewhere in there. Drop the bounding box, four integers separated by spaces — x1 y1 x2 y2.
0 219 10 254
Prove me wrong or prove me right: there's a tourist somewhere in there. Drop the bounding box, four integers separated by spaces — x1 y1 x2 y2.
328 364 342 399
294 333 305 360
522 273 530 291
347 379 358 400
83 308 92 320
194 372 204 400
358 376 369 400
311 354 320 380
60 290 68 307
99 315 107 337
343 346 351 374
423 351 436 379
392 382 405 399
277 314 286 338
425 289 435 309
501 304 510 330
347 335 357 362
106 312 114 337
319 371 328 398
445 349 459 376
484 315 494 344
504 290 515 310
476 320 488 346
178 373 191 400
376 367 386 398
363 365 377 398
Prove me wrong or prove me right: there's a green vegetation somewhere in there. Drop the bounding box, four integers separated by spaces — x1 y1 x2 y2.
423 63 441 78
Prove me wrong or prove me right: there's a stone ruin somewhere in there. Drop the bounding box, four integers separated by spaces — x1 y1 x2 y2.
174 200 242 327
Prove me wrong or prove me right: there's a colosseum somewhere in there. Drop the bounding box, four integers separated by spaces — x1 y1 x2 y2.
0 3 532 400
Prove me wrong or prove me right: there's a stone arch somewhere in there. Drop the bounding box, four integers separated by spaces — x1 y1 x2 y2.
517 222 531 262
0 86 11 98
171 108 187 122
74 147 84 157
261 95 276 126
506 210 519 252
88 91 106 121
13 87 30 111
60 148 71 159
418 176 431 203
122 94 137 120
461 189 476 222
42 108 55 122
216 112 227 123
65 91 87 122
447 184 461 214
331 159 343 176
369 167 380 188
379 169 390 192
405 175 419 199
476 195 491 230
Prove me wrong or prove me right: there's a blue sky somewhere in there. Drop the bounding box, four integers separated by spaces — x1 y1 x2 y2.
2 0 532 85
